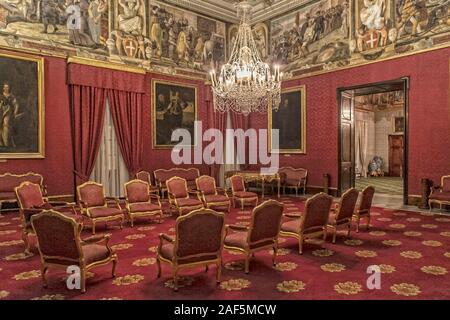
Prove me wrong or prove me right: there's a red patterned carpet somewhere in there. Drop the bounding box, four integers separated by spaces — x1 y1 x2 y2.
1 196 450 300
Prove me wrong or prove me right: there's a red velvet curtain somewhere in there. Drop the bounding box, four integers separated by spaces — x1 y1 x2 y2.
69 85 106 186
230 111 250 169
107 89 143 178
206 88 227 181
68 63 146 188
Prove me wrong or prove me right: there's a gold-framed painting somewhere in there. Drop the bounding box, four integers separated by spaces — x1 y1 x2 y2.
0 51 44 159
268 85 306 154
152 80 198 149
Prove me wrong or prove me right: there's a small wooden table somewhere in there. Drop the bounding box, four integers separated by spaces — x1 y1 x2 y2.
225 170 281 199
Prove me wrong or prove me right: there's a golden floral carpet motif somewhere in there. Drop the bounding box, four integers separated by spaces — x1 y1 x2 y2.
0 197 449 299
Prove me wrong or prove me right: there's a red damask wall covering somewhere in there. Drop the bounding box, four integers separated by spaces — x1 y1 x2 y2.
0 47 449 198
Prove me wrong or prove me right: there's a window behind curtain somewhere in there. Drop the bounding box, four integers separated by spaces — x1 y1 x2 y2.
90 99 129 197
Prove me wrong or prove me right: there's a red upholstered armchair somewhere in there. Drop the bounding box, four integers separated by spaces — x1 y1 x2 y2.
135 171 160 196
196 175 231 212
77 181 125 234
229 175 258 210
327 188 359 243
353 185 375 232
224 200 284 273
280 192 333 254
15 181 77 253
429 175 450 212
124 179 163 227
278 167 307 196
156 208 225 291
31 210 118 293
166 177 204 215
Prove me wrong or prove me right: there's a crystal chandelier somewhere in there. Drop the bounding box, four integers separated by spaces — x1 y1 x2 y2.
210 1 281 115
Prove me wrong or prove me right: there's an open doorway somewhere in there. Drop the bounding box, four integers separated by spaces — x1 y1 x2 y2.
338 78 408 204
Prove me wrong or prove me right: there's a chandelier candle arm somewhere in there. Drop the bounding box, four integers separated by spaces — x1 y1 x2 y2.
210 0 281 115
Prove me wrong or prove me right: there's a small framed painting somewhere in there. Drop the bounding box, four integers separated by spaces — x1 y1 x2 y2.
394 116 404 133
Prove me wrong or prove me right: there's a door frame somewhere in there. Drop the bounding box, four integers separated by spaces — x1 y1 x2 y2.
337 77 409 204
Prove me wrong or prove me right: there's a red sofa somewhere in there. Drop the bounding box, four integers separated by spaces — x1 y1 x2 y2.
153 168 200 198
0 172 45 211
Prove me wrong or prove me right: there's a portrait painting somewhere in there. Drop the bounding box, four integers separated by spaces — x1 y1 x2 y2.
152 80 197 149
268 86 306 153
0 52 44 158
394 116 404 133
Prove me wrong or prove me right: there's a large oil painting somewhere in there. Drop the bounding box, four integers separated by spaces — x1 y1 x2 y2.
268 85 306 153
0 52 44 158
152 80 197 149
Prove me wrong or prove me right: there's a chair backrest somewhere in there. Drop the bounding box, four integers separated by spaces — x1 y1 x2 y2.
196 175 217 196
166 176 188 199
136 171 152 185
15 182 45 209
301 193 333 231
0 172 43 193
358 186 375 213
125 179 150 204
31 210 82 263
442 175 450 193
230 175 245 193
77 181 106 207
249 200 284 244
335 188 359 221
174 209 225 260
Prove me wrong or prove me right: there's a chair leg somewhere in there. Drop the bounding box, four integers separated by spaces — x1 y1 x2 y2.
205 265 209 272
366 215 371 230
332 228 337 244
156 257 161 278
429 201 432 212
120 217 124 230
130 216 134 228
272 245 277 266
112 256 117 277
298 237 304 254
172 267 179 292
323 229 328 241
22 231 30 254
92 221 96 235
241 200 244 210
216 260 221 284
244 254 250 274
356 216 360 233
41 266 48 288
80 268 86 293
347 223 351 238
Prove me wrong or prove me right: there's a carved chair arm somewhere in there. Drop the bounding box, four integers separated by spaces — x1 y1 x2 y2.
82 233 111 245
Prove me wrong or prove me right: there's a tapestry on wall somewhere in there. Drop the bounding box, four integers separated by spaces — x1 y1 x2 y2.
0 52 44 159
270 0 450 77
0 0 226 76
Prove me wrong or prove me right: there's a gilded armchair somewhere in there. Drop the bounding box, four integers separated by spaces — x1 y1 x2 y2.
429 175 450 211
77 181 125 234
166 176 204 215
15 181 77 253
224 200 284 273
353 185 375 232
124 179 163 227
229 175 258 210
327 188 359 243
280 192 333 254
156 208 225 291
196 175 231 212
31 210 117 293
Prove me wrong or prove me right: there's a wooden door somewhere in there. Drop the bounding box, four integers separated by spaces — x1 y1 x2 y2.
339 91 355 194
389 135 403 177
